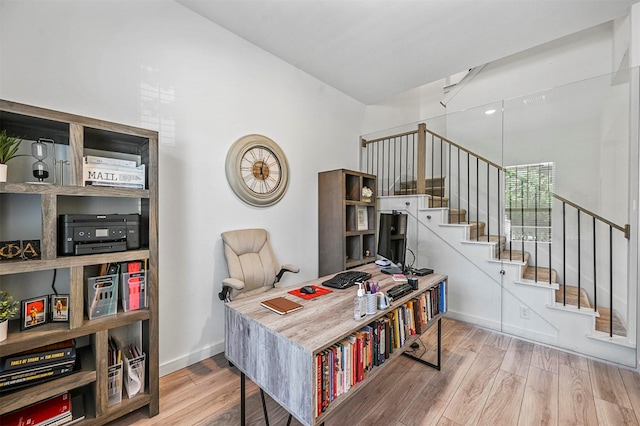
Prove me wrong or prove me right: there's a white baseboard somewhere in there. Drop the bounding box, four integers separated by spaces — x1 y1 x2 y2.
159 340 225 377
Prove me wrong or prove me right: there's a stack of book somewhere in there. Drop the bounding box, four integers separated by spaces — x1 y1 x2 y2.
315 281 446 415
0 340 77 393
83 155 145 189
0 391 73 425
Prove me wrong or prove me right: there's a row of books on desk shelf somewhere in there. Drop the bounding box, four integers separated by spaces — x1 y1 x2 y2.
315 281 446 416
0 340 77 393
83 155 146 189
87 260 148 320
0 391 85 426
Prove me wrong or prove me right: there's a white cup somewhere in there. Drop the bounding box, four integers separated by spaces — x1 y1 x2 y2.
366 294 377 315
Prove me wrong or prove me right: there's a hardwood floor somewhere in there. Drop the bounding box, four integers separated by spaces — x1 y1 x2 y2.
108 318 640 425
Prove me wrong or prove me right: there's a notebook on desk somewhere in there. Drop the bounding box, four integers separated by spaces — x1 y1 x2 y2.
260 297 304 315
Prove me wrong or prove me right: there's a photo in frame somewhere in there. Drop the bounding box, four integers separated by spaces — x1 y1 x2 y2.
21 295 48 330
357 205 369 231
50 294 70 322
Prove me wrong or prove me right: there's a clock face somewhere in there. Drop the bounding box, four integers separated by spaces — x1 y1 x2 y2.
241 146 282 195
226 135 289 207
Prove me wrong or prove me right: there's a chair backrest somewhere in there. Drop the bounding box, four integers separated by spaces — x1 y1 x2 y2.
221 228 281 298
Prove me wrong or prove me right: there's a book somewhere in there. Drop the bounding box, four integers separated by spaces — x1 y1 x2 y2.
260 297 303 315
84 155 138 168
0 392 70 425
66 394 86 425
1 340 75 372
0 359 76 391
392 274 408 283
83 163 145 188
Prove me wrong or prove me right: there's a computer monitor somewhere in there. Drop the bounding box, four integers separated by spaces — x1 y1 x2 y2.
377 211 408 272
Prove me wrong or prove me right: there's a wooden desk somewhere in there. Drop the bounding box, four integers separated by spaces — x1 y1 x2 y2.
224 264 447 426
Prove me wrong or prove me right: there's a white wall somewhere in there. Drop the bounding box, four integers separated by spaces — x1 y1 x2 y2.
0 0 366 375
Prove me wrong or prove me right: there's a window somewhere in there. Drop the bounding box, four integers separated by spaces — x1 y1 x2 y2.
504 162 554 242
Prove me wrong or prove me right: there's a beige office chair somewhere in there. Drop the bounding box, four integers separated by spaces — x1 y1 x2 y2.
218 228 300 302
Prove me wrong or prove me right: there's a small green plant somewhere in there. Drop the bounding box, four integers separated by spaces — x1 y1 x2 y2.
0 129 23 164
0 291 20 322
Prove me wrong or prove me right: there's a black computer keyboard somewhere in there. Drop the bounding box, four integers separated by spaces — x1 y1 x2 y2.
322 270 372 289
387 283 415 300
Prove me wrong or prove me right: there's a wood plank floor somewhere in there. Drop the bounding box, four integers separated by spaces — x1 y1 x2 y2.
108 318 640 426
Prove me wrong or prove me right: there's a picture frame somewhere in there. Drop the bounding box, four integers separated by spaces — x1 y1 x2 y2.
357 205 369 231
21 295 48 330
50 294 70 323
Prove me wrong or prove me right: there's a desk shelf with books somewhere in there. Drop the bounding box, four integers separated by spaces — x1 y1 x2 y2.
0 99 158 424
225 263 447 426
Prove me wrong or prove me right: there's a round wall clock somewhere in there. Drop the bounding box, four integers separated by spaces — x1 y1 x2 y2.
225 134 290 207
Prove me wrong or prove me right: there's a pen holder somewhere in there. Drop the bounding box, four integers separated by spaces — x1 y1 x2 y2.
365 294 377 315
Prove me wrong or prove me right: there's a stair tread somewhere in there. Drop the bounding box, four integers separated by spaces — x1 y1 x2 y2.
555 284 591 309
522 267 557 283
595 306 627 337
499 250 529 263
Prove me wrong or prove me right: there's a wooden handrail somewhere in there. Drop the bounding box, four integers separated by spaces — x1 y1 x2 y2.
361 129 419 146
552 193 629 239
361 122 630 239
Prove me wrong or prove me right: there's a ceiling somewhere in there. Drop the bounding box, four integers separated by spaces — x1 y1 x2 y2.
175 0 639 104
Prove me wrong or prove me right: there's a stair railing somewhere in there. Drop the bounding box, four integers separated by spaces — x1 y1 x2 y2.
361 123 630 337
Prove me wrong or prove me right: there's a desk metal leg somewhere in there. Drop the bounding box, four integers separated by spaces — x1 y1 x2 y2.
240 372 246 426
239 372 294 426
260 389 270 426
402 317 442 370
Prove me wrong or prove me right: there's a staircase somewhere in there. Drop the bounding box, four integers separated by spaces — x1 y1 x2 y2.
363 124 635 367
399 179 626 337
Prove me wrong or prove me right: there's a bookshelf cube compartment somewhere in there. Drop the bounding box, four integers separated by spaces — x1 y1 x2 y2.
363 234 376 259
123 352 145 398
345 174 361 201
108 362 123 407
345 235 361 264
86 274 118 319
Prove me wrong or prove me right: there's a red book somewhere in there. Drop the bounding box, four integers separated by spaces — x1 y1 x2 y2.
0 392 71 426
316 354 322 416
355 332 364 383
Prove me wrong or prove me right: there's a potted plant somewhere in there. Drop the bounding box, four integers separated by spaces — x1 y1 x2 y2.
0 129 23 182
0 290 20 341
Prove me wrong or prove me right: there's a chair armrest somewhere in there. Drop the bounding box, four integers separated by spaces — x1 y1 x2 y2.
275 264 300 283
281 264 300 274
222 277 245 291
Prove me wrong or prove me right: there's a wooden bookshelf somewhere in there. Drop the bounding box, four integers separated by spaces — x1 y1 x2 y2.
318 169 377 276
0 99 159 423
225 263 447 426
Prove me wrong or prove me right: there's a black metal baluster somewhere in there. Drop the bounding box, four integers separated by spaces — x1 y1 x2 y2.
593 217 597 313
562 202 566 305
477 157 480 241
534 166 538 282
448 143 452 221
457 148 461 224
486 163 490 241
577 210 581 309
609 226 613 337
498 168 501 256
467 152 470 231
431 134 434 199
